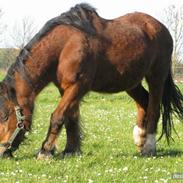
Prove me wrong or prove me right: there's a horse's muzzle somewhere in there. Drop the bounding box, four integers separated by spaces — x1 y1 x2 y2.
0 147 13 158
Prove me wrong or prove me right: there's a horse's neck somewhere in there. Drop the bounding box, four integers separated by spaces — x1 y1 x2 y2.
14 70 35 108
12 45 54 114
25 52 53 89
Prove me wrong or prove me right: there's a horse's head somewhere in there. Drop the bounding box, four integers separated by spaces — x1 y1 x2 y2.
0 82 25 157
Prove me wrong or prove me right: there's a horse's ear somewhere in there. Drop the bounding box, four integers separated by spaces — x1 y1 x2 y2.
0 82 8 95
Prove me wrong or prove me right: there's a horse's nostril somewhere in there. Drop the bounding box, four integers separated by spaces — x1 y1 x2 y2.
0 148 13 158
0 146 8 157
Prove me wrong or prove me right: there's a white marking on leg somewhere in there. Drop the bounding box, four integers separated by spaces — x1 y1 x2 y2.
142 134 156 155
133 125 145 147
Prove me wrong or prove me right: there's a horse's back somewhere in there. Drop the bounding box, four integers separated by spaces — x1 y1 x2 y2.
116 12 173 53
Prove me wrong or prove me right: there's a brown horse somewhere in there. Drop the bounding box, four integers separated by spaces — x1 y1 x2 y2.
0 3 183 159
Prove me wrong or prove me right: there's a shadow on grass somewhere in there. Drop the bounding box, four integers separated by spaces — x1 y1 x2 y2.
0 154 34 161
2 148 182 161
131 148 183 158
66 148 183 159
156 148 183 157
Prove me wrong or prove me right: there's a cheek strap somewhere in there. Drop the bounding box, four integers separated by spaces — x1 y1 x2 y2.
0 106 25 151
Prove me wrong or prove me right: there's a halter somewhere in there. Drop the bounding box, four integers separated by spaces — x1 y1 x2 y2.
0 106 25 151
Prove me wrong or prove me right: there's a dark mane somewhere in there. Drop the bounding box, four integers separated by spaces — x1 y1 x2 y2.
25 3 97 50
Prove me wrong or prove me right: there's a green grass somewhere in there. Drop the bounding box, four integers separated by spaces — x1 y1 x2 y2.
0 80 183 182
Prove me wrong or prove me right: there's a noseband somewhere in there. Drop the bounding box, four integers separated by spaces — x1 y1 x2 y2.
0 106 25 151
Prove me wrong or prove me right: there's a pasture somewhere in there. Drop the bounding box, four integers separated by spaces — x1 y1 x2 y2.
0 70 182 182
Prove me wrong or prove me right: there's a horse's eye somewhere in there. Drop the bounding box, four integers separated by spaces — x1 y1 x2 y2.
0 113 8 122
0 110 9 122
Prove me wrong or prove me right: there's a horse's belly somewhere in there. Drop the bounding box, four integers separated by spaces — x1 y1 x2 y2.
91 67 144 93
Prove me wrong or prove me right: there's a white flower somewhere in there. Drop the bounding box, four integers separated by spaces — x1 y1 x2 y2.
11 172 16 176
88 179 93 183
109 169 113 173
123 167 128 172
160 178 168 183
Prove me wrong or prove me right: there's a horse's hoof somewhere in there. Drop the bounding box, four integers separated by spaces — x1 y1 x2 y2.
60 150 81 159
141 147 156 156
141 134 156 156
0 149 13 159
36 150 53 160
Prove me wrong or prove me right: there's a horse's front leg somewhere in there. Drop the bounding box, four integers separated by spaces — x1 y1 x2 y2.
37 84 84 159
61 102 82 157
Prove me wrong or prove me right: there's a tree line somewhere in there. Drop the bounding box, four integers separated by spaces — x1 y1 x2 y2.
0 10 36 70
0 5 183 74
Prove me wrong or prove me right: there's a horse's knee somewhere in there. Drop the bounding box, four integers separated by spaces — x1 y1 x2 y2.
50 113 65 133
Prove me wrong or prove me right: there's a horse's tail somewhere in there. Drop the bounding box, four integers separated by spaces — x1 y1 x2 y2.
160 70 183 143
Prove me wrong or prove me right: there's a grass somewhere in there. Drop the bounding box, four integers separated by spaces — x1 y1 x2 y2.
0 77 183 182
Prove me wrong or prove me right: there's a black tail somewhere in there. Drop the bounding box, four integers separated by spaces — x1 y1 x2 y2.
160 71 183 143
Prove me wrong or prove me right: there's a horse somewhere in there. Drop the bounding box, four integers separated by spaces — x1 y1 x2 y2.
0 3 182 159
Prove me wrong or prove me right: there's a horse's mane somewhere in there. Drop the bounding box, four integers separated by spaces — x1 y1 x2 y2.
25 3 97 50
4 3 97 86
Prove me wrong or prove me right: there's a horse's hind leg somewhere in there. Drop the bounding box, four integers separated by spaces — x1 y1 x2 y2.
127 84 148 152
141 78 164 156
